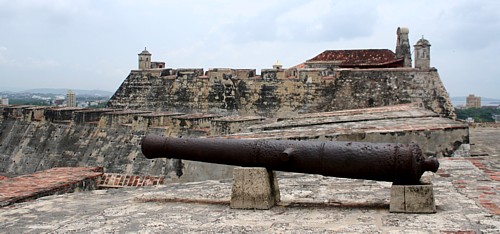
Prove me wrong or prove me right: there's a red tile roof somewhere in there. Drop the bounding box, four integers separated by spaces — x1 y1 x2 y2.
307 49 403 68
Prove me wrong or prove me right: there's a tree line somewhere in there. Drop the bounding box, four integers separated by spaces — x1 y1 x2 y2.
455 108 500 122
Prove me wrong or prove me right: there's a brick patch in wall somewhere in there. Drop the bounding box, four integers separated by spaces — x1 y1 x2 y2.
0 167 103 207
98 173 165 188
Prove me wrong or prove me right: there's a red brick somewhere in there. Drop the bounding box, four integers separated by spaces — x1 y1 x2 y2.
441 230 477 234
119 176 125 186
483 191 497 195
476 186 492 191
490 176 500 181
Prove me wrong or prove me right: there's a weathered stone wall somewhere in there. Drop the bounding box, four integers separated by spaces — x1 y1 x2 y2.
0 103 466 181
0 112 234 181
107 68 455 118
0 119 162 176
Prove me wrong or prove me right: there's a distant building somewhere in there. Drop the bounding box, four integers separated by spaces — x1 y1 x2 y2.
53 99 64 106
1 98 8 105
466 94 481 108
493 115 500 123
138 47 165 70
78 102 88 108
273 60 283 70
66 90 76 107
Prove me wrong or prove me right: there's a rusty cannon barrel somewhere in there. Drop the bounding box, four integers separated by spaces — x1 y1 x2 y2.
141 135 439 185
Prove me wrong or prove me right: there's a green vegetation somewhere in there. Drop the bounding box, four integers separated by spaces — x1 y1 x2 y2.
455 108 500 122
94 102 108 108
8 99 50 106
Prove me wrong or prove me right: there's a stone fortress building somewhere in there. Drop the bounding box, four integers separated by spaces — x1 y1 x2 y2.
0 27 467 181
108 27 454 119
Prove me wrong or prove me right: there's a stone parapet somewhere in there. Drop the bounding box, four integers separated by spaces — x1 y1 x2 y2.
0 104 469 178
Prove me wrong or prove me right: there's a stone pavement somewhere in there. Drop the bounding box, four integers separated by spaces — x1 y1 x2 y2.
469 126 500 157
0 157 499 233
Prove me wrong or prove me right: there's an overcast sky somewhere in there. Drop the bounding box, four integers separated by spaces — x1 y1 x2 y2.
0 0 499 98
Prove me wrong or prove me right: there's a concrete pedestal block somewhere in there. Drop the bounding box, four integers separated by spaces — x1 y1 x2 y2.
230 167 280 210
390 184 436 213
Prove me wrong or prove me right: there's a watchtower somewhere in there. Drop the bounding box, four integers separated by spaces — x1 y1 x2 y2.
395 27 412 68
414 37 431 69
273 60 283 70
138 47 152 70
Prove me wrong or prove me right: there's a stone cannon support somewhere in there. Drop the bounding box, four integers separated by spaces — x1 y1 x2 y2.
230 167 280 210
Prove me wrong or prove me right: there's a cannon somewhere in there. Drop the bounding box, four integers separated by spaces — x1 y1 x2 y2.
141 135 439 185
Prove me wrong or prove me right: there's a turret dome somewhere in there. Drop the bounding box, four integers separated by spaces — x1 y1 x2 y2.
139 47 151 55
415 37 431 46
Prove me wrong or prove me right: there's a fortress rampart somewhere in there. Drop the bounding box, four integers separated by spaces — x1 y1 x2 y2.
0 103 467 180
107 67 455 118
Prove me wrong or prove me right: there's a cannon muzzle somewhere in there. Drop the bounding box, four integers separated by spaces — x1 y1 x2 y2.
141 135 439 185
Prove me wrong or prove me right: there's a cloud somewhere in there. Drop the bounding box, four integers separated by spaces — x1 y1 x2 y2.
221 0 377 44
0 46 59 68
276 1 377 42
29 58 60 68
447 2 500 51
0 0 499 97
0 46 6 53
0 0 93 26
0 46 14 65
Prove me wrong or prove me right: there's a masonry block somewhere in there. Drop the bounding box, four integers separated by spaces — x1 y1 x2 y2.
230 167 280 210
390 184 436 213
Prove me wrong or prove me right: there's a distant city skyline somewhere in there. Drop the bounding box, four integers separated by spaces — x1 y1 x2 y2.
1 0 499 98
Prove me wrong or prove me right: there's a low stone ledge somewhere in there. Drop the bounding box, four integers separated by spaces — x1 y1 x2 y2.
0 167 103 207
